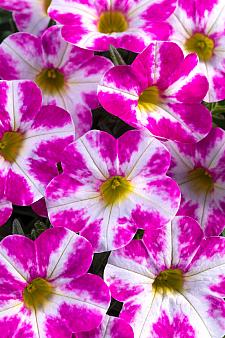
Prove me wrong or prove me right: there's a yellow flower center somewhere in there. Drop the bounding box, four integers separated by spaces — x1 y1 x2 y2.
23 278 54 309
185 33 214 61
98 11 128 34
138 86 160 113
100 176 133 205
187 167 214 193
153 269 183 293
43 0 52 14
0 131 24 163
36 68 65 95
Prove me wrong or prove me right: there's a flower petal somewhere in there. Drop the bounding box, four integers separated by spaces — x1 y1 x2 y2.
0 199 12 226
51 273 110 333
75 316 134 338
0 80 42 132
31 198 48 218
0 235 36 282
0 32 42 80
118 130 171 179
36 227 93 280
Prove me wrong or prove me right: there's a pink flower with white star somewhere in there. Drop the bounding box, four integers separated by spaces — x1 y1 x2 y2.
0 26 113 137
98 41 212 143
0 80 74 206
166 127 225 236
48 0 176 52
0 227 110 337
105 216 225 337
46 129 180 252
0 0 52 35
169 0 225 102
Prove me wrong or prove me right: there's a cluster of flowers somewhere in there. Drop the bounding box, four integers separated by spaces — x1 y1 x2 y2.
0 0 225 337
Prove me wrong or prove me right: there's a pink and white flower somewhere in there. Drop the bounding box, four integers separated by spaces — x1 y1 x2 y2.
0 0 52 35
75 316 134 338
0 80 74 206
46 129 180 252
168 0 225 102
98 41 212 143
0 226 110 337
48 0 176 52
166 127 225 236
105 216 225 338
0 26 113 137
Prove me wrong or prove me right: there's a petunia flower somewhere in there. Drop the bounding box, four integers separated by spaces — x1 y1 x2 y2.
166 127 225 236
0 0 52 35
98 41 212 143
105 216 225 338
46 129 180 252
0 80 74 206
0 226 110 337
0 26 113 137
74 316 134 338
168 0 225 102
48 0 176 52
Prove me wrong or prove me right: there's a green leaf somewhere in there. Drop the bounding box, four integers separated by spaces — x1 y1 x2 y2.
133 229 144 240
109 45 126 65
12 219 25 235
30 220 51 239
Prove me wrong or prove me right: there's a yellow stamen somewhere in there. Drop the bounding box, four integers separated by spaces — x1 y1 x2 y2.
153 269 183 293
0 131 24 163
98 11 128 34
138 85 160 113
23 278 54 309
43 0 52 14
36 68 65 95
187 167 214 193
100 176 133 205
185 33 214 61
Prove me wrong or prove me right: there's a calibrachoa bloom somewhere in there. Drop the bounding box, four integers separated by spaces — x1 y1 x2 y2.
0 26 113 137
0 80 74 206
46 129 180 252
48 0 176 52
169 0 225 102
166 127 225 236
98 41 212 143
0 0 52 35
75 316 134 338
105 216 225 337
0 227 110 337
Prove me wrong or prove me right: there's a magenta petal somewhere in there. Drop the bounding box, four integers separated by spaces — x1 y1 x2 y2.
75 316 134 338
36 227 93 280
54 274 110 333
31 198 48 218
0 199 12 226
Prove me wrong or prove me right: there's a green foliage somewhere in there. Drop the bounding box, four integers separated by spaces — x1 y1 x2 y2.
203 99 225 128
12 219 25 235
0 9 17 42
134 229 145 240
